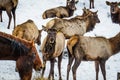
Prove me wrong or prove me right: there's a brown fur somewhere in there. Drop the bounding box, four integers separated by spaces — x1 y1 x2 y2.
67 32 120 80
43 8 100 39
106 1 120 24
16 56 34 80
42 0 76 19
12 19 42 45
41 29 65 80
0 0 18 29
0 31 43 71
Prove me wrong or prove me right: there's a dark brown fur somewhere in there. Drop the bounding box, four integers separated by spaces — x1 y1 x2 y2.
106 1 120 24
42 0 76 19
16 56 34 80
0 0 18 29
67 32 120 80
0 31 43 80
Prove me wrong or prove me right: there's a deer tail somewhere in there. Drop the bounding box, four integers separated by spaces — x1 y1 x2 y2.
67 35 79 55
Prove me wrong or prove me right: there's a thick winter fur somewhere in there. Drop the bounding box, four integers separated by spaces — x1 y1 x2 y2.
16 56 34 80
106 1 120 24
41 29 65 80
0 31 43 80
12 19 42 45
67 32 120 80
42 0 76 19
0 0 18 29
43 8 100 39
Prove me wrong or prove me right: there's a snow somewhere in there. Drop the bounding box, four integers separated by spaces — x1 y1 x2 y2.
0 0 120 80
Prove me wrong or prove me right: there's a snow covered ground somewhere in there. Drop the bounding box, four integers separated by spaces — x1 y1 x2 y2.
0 0 120 80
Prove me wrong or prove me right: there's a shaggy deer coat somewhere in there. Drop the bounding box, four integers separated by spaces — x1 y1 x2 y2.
42 0 76 19
12 19 42 45
0 0 18 29
106 1 120 24
43 9 100 39
67 32 120 80
41 29 65 80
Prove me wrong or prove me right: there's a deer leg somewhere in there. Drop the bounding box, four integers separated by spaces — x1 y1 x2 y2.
12 8 16 29
0 10 2 22
58 53 63 80
6 10 12 29
95 61 100 80
41 60 46 77
92 0 94 8
67 53 74 80
100 60 106 80
48 59 55 80
72 57 81 80
90 0 92 9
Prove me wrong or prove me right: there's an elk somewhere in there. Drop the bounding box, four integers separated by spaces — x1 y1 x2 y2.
42 8 100 39
12 19 42 45
41 29 65 80
0 0 18 29
66 31 120 80
67 0 94 9
106 1 120 24
42 0 76 19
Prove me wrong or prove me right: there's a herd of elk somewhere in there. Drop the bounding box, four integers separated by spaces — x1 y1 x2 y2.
0 0 120 80
42 8 100 39
42 0 76 19
106 1 120 24
66 31 120 80
41 29 65 80
0 0 18 29
12 19 42 45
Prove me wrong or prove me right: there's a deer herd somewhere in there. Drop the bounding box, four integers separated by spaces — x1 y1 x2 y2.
0 0 120 80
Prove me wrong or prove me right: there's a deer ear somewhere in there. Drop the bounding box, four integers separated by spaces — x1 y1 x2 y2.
95 10 98 14
42 25 48 32
106 1 110 6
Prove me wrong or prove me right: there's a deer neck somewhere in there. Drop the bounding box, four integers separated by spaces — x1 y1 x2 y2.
66 7 75 17
109 32 120 55
85 16 95 32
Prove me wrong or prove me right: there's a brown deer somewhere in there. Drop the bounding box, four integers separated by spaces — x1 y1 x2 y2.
12 19 42 45
106 1 120 24
66 31 120 80
42 0 76 19
0 0 18 29
41 29 65 80
42 8 100 39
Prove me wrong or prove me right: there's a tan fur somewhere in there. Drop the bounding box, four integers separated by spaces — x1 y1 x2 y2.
12 0 18 7
53 31 65 57
41 31 65 58
12 20 41 45
43 9 100 39
67 32 120 80
67 35 79 55
42 0 76 19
